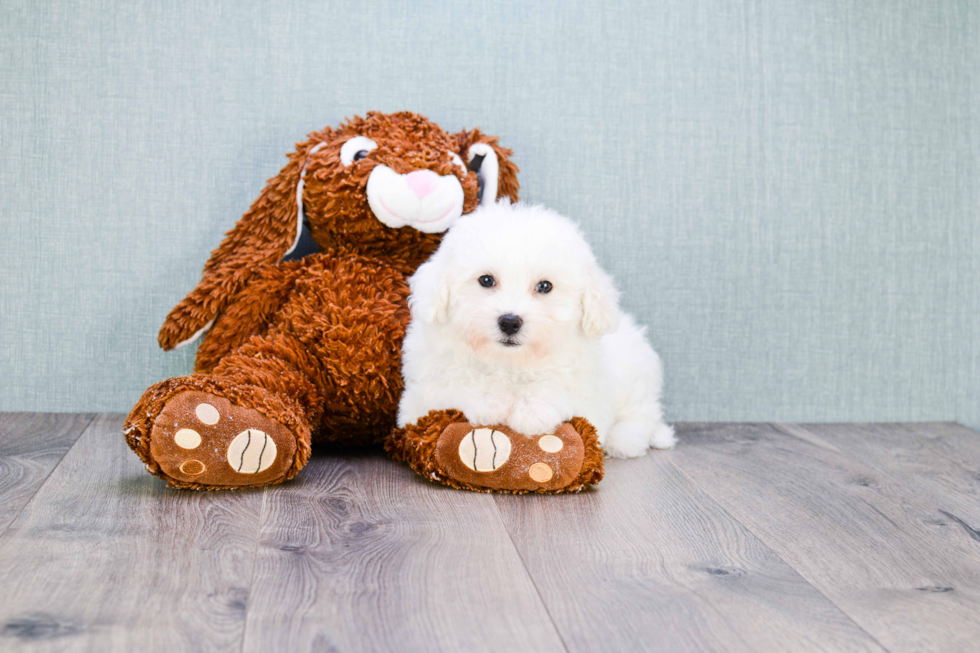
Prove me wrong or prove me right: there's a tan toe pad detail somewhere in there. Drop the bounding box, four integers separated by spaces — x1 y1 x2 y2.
180 460 206 476
435 422 585 492
537 435 564 453
528 462 554 483
174 428 202 449
195 402 220 425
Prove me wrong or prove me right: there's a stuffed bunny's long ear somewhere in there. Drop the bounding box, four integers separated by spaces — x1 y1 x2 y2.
455 128 519 206
158 135 328 350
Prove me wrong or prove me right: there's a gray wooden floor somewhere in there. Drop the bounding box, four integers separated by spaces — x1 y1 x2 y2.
1 415 979 652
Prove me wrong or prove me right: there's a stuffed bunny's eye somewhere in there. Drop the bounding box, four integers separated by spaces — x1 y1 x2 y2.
340 136 378 166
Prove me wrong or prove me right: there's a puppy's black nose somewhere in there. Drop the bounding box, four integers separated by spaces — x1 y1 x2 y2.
497 314 523 336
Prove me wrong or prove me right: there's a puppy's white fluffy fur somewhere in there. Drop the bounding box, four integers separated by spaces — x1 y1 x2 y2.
397 202 676 457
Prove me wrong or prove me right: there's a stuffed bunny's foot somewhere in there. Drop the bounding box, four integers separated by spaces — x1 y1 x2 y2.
125 379 311 490
149 391 298 488
388 410 604 494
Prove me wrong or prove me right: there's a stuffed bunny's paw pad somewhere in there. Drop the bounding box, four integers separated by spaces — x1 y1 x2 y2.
435 422 587 492
148 391 297 488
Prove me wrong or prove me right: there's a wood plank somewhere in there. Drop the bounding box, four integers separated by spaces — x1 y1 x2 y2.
670 423 980 653
0 413 94 536
494 452 885 653
0 414 264 653
778 422 980 527
241 452 567 653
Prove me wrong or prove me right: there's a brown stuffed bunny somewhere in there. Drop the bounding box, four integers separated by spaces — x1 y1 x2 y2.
124 111 603 493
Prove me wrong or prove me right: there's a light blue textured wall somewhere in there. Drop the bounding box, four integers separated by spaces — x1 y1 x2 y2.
1 1 978 428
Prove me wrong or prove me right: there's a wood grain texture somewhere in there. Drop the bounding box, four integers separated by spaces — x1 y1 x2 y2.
241 452 566 653
670 423 980 653
779 422 980 528
4 416 980 652
494 452 886 653
0 413 94 536
0 414 264 652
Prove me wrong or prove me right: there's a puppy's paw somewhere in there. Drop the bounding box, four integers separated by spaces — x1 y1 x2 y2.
450 393 517 432
504 393 573 436
506 403 565 437
604 420 674 458
650 422 677 450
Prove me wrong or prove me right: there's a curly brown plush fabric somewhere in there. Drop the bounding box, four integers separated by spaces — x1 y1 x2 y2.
124 110 602 493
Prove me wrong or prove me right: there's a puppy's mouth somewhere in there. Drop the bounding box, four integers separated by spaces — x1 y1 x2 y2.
498 337 522 348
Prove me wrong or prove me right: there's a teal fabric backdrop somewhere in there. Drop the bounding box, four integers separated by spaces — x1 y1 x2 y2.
2 0 978 429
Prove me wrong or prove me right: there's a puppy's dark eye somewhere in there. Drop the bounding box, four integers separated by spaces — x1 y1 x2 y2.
478 274 496 288
353 150 369 162
535 280 553 294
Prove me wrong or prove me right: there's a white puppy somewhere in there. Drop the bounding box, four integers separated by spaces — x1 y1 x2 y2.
397 202 676 457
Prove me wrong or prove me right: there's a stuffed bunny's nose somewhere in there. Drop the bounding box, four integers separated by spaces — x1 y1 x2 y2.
406 170 439 199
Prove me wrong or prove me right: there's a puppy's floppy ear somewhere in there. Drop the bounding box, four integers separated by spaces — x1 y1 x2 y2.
408 250 451 324
158 130 332 350
581 261 620 338
454 128 519 206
